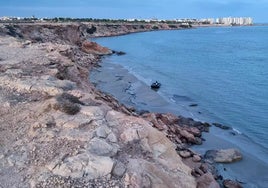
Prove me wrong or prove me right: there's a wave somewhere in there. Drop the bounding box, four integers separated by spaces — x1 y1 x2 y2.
232 128 242 135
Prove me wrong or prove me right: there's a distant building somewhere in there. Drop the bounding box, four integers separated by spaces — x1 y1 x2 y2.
0 16 12 21
216 17 253 25
199 18 215 24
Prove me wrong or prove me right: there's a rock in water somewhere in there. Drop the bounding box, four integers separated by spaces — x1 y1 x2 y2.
212 123 231 130
205 149 242 163
223 179 243 188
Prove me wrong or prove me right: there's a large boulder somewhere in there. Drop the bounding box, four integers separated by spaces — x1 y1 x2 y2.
81 41 112 55
205 149 242 163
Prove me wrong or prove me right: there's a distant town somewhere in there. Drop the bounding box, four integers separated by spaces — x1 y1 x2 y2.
0 16 253 26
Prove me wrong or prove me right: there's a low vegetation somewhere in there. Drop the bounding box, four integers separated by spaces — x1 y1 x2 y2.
53 93 83 115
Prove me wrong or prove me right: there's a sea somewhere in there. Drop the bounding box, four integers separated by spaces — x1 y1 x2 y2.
90 26 268 187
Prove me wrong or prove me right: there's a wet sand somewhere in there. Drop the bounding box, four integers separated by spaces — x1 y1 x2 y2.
90 61 202 117
90 60 268 188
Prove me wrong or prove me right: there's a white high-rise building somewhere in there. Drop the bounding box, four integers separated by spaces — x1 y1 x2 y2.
216 17 253 25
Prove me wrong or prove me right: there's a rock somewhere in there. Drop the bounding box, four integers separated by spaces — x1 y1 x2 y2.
80 106 105 121
189 103 198 107
127 159 196 188
197 172 220 188
199 163 209 173
193 167 205 176
120 127 140 142
192 155 202 162
158 113 179 125
223 179 243 188
212 123 231 130
96 125 111 138
52 153 114 179
81 41 112 55
112 161 126 178
180 130 196 143
112 50 126 55
188 127 202 137
88 137 118 157
179 150 192 158
205 149 242 163
143 113 166 130
107 132 118 143
194 137 203 145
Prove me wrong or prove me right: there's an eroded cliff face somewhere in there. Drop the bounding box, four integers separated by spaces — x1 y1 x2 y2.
0 23 217 187
0 22 188 44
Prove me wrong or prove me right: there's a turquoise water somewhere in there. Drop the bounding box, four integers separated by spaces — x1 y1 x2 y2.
92 27 268 163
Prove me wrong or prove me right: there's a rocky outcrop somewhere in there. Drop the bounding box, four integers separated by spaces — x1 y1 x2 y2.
81 41 112 55
143 113 210 147
205 149 243 163
0 34 198 187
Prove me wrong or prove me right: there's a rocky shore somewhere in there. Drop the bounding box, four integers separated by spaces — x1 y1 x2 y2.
0 22 242 187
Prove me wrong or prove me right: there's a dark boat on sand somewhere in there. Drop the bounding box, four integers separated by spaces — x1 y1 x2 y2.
151 81 161 90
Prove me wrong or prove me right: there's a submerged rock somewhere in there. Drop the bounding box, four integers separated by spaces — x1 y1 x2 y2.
212 123 231 130
189 103 198 107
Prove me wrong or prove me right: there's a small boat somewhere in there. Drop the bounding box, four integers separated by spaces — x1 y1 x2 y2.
151 81 161 90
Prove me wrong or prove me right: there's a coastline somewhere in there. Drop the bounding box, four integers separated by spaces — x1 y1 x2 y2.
0 22 266 187
0 22 202 188
90 35 268 187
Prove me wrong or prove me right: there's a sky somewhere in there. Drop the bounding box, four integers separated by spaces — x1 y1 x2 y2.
0 0 267 23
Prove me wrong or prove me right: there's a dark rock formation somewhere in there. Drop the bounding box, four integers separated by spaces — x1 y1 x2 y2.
112 50 126 55
212 123 231 130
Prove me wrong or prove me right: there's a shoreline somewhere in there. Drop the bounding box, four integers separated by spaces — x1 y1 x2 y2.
90 41 268 187
0 21 202 187
0 22 266 187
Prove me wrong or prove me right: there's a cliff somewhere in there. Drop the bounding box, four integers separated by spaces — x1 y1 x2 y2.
0 22 218 187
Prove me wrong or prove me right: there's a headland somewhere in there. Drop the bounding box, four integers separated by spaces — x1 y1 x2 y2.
0 21 247 187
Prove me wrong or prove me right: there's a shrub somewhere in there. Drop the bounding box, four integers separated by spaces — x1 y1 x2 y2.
53 93 83 115
86 25 97 34
59 93 84 105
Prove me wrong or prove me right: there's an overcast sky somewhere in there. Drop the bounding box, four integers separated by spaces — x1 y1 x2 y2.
0 0 267 23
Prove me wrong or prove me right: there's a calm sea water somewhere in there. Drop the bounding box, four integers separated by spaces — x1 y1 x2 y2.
92 26 268 162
